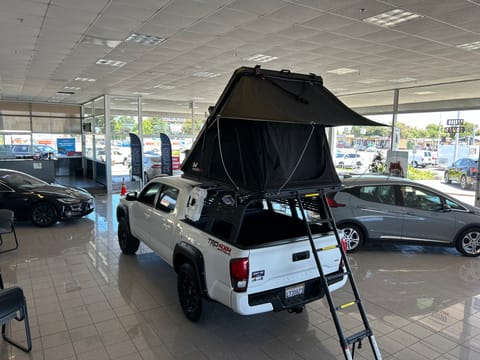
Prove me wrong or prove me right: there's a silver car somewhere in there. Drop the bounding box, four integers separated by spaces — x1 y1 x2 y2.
327 175 480 257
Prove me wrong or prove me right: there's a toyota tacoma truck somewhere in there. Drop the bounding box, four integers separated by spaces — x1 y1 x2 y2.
116 175 347 321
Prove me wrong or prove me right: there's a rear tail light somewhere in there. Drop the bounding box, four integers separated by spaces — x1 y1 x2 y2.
327 197 346 208
230 258 249 292
470 167 477 174
151 164 162 169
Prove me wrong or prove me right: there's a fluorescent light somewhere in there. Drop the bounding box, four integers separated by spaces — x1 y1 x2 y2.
192 72 221 78
327 68 359 75
153 84 176 90
456 41 480 51
64 86 81 90
82 35 121 48
125 33 166 46
96 59 127 67
245 54 279 63
413 91 435 95
357 78 381 84
362 9 423 28
75 77 96 82
389 77 417 83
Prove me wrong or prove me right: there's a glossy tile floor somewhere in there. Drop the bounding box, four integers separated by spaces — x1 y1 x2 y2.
1 192 480 360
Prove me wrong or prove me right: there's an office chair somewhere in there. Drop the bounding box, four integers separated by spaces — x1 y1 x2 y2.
0 273 32 352
0 209 18 254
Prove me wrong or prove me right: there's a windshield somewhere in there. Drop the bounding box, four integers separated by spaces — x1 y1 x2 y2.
0 171 48 189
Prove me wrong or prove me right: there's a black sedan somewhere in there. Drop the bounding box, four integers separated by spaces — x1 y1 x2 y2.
444 158 478 189
0 169 94 227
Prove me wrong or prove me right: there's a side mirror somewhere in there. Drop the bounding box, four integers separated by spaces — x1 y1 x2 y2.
443 204 452 212
125 192 138 201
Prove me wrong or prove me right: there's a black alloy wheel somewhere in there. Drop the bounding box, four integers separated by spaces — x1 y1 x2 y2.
31 202 58 227
118 219 140 255
177 263 203 322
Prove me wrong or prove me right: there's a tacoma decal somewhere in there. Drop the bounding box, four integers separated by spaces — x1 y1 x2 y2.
208 238 231 256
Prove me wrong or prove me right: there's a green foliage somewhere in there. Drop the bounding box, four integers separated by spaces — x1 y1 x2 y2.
406 166 436 180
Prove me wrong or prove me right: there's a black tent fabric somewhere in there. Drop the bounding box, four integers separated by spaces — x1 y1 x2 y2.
182 66 386 193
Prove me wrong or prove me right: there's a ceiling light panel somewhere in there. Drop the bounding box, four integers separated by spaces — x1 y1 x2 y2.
125 33 166 46
74 77 96 82
192 71 221 78
456 41 480 51
362 9 424 28
153 84 176 90
82 35 122 48
96 59 127 67
413 91 435 95
327 68 359 75
245 54 279 63
389 77 417 83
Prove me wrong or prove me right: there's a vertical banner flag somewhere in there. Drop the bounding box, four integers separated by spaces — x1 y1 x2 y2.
129 133 143 180
160 133 173 176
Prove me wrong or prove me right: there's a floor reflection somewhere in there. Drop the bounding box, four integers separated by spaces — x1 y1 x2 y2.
1 194 480 359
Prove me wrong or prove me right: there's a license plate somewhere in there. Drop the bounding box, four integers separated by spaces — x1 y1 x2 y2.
285 283 305 298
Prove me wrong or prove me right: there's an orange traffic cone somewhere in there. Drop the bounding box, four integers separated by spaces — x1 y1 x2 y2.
120 177 127 196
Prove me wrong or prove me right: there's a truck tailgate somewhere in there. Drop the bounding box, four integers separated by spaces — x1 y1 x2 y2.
246 233 342 294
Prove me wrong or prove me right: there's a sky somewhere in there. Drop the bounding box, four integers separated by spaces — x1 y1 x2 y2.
367 109 480 130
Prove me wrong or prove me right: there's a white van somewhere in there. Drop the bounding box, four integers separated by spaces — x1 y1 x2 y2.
408 150 433 168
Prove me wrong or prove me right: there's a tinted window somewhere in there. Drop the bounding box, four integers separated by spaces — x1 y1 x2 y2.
356 185 395 205
401 186 442 211
138 182 162 206
156 186 179 212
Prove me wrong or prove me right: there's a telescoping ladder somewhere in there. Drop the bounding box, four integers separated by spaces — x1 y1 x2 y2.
297 192 382 360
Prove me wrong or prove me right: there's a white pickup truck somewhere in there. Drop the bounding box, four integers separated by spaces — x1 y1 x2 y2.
116 175 347 321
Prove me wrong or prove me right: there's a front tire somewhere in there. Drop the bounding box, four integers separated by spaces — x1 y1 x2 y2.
444 172 451 184
337 223 364 252
456 228 480 257
31 202 57 227
460 175 468 190
118 219 139 254
177 263 203 322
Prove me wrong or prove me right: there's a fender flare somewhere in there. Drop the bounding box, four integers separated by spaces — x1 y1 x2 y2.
173 242 208 297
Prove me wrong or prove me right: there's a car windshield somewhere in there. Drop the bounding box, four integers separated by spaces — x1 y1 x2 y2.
0 171 48 189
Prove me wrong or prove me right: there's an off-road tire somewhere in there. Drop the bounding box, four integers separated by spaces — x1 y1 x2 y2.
118 218 140 254
177 263 203 322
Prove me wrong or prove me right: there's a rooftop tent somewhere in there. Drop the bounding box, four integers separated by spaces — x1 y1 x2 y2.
181 66 385 194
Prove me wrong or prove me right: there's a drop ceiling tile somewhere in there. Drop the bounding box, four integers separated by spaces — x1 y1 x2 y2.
302 13 356 31
228 0 287 15
269 3 324 23
204 7 257 26
163 0 222 18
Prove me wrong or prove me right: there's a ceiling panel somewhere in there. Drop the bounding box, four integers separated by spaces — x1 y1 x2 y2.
1 0 480 113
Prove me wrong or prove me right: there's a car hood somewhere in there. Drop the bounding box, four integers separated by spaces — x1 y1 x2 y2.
31 184 93 200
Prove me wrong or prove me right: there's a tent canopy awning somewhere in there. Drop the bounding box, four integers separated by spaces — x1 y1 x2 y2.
181 66 386 194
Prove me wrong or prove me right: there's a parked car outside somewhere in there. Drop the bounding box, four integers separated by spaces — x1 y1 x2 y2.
408 150 433 168
0 144 57 159
335 153 363 168
444 158 478 190
327 175 480 256
0 169 94 226
144 156 163 181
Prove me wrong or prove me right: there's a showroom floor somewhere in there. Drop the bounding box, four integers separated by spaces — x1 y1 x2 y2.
1 192 480 360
